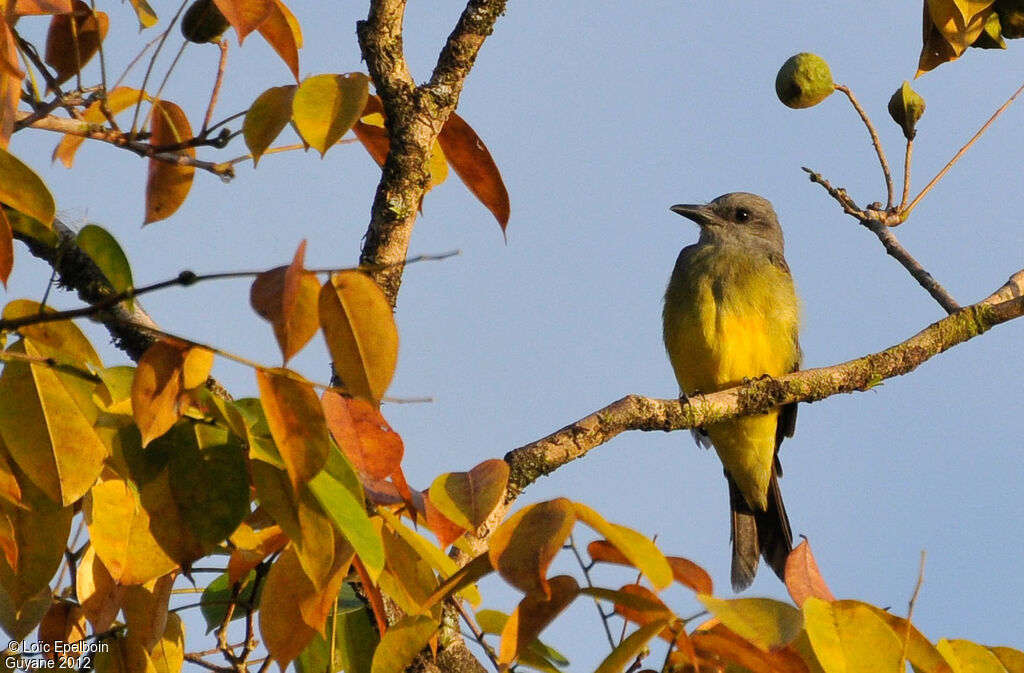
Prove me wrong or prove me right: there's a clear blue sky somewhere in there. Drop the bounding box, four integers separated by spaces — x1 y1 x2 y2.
6 0 1023 667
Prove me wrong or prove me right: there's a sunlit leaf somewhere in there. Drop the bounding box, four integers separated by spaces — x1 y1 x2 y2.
318 270 398 404
353 106 390 167
213 0 272 42
421 491 466 548
306 463 384 580
428 459 508 532
690 623 808 673
574 502 672 591
0 147 55 226
292 73 369 156
131 339 190 446
249 240 320 362
785 538 835 607
370 614 438 673
322 390 404 483
991 647 1024 673
256 368 330 493
498 575 579 665
0 21 23 147
848 602 951 673
594 618 670 673
227 523 287 583
243 85 296 165
803 597 902 673
4 298 102 365
75 545 121 632
587 585 671 625
438 112 510 231
44 0 109 85
76 224 134 307
7 0 71 15
38 600 88 657
121 574 173 650
421 552 493 612
698 595 803 651
489 498 576 597
128 0 158 28
150 612 185 673
937 639 1007 673
144 100 195 224
257 0 300 80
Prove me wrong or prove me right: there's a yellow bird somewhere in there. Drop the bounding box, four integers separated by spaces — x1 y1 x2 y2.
662 192 800 591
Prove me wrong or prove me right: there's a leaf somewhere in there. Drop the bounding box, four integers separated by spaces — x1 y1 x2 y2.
150 612 185 673
243 85 296 165
785 539 835 607
75 545 121 631
926 0 992 53
292 73 370 156
498 575 579 665
591 585 671 624
128 0 158 28
379 526 439 616
54 87 149 167
257 0 300 80
250 240 320 362
121 574 173 650
802 597 903 673
438 112 510 231
38 600 88 658
574 503 672 591
227 523 287 583
319 270 399 404
0 146 55 225
698 595 803 651
353 109 390 167
7 0 72 14
428 459 508 531
667 556 713 595
256 368 331 493
370 614 439 673
0 339 106 505
0 196 12 286
132 339 191 446
421 552 493 612
489 498 577 597
0 584 51 644
295 588 377 673
213 0 272 42
848 602 950 673
199 570 260 632
421 491 466 548
690 623 808 673
0 21 24 147
92 631 157 673
4 298 102 364
991 647 1024 673
937 639 1007 673
594 619 671 673
44 0 109 85
144 100 195 224
76 224 135 306
322 390 404 482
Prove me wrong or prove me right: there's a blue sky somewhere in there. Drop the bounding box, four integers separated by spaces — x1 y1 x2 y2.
5 0 1024 668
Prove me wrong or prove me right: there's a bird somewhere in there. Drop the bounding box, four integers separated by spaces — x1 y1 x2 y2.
662 192 800 591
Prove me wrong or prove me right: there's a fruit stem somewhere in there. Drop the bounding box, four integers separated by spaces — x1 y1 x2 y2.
835 83 894 210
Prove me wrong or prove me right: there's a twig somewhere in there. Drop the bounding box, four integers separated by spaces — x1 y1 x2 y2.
904 81 1024 217
453 600 503 673
899 138 913 212
835 84 894 209
900 551 926 671
565 535 616 649
130 0 190 136
203 40 230 133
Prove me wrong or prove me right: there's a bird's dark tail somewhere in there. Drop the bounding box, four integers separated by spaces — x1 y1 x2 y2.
728 469 793 592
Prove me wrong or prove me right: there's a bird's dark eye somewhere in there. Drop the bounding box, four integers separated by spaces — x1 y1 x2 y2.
735 208 750 222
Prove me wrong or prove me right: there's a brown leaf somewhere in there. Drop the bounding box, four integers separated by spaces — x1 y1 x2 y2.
8 0 72 14
256 368 330 493
121 574 174 650
690 624 809 673
44 0 109 85
144 100 195 224
212 0 272 43
38 600 87 660
785 539 835 606
488 498 576 597
249 240 321 362
0 209 12 287
498 575 579 665
438 112 510 231
321 390 403 484
256 0 299 80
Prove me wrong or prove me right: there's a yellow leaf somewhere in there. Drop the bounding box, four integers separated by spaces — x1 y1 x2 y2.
937 639 1007 673
595 618 671 673
144 100 195 224
698 595 803 651
212 0 272 43
243 85 296 165
803 597 903 673
121 575 173 650
256 369 330 493
132 339 189 446
0 146 55 226
149 613 185 673
428 459 508 531
292 73 369 156
54 87 149 168
44 0 109 85
127 0 158 28
75 545 121 632
92 631 157 673
318 270 398 404
370 614 439 673
991 647 1024 673
498 576 579 665
3 299 102 365
488 498 576 597
574 502 672 591
249 240 320 362
181 346 213 389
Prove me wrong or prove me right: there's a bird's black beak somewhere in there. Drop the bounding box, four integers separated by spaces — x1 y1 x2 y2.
670 203 711 227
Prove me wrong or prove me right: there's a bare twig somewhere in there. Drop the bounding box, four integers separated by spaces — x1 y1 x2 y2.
453 601 502 673
899 138 913 212
565 535 616 649
835 84 894 209
900 551 926 670
203 41 230 133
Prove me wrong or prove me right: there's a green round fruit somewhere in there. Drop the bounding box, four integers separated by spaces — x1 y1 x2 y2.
775 53 834 109
181 0 230 44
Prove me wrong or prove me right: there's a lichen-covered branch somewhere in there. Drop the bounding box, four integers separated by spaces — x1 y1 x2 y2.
356 0 507 307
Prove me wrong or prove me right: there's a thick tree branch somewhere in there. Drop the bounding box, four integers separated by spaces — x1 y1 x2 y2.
356 0 507 306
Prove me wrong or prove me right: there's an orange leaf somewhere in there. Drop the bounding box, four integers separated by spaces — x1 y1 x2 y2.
144 100 195 224
75 545 121 632
8 0 72 15
488 498 576 597
690 624 808 673
353 115 389 166
498 575 579 665
321 390 403 483
256 0 300 81
608 584 672 628
54 87 148 167
256 369 330 493
318 270 398 404
242 84 296 165
438 112 510 231
44 1 109 85
249 240 320 362
427 459 508 531
785 538 835 606
38 600 87 661
212 0 271 43
668 556 713 595
0 209 11 287
421 492 466 549
131 339 188 446
227 523 288 584
0 21 23 147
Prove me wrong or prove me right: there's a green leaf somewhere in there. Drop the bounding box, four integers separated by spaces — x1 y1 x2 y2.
0 147 55 226
199 570 259 632
243 85 297 166
76 224 134 307
594 619 670 673
370 614 438 673
292 73 369 157
308 461 384 582
698 595 803 650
